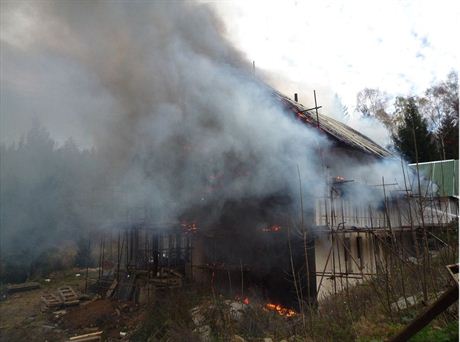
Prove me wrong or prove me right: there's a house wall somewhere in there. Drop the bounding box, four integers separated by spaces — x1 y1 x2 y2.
314 230 379 299
190 229 317 308
188 144 458 303
314 229 423 299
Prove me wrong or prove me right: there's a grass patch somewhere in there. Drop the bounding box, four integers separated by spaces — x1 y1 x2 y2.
410 320 459 342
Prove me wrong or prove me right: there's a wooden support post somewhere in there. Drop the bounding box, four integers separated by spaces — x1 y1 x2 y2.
314 90 320 128
98 239 103 281
389 285 458 342
116 231 121 282
85 239 90 293
101 238 105 279
126 230 129 270
153 232 159 276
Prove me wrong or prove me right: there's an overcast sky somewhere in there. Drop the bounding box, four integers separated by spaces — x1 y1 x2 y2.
213 0 459 108
1 0 459 148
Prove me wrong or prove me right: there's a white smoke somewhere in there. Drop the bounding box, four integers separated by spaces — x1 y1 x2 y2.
1 1 426 273
2 1 331 225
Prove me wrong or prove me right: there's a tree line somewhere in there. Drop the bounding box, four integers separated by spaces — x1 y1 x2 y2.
356 71 458 163
0 124 107 282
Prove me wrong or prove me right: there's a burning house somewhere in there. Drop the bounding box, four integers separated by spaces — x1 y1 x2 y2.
186 91 395 308
93 90 457 311
9 0 454 311
313 161 458 298
2 3 459 341
186 93 458 306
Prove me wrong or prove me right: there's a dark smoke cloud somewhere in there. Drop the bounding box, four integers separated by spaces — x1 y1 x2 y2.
1 1 330 261
1 1 428 274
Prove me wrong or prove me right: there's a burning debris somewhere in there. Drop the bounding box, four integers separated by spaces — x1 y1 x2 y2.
1 1 458 341
234 295 250 305
264 303 297 318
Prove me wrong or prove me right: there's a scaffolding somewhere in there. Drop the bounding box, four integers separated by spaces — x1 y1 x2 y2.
92 221 193 302
313 173 458 300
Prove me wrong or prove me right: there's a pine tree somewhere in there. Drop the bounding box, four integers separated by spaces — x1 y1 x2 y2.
438 112 459 159
392 97 438 163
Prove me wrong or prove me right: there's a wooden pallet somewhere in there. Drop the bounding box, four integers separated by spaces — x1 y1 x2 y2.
58 286 80 306
41 293 63 308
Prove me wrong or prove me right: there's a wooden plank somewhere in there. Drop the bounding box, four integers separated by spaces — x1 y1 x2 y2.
7 282 41 293
446 264 459 284
166 269 183 278
105 279 118 298
151 276 182 289
68 337 101 342
68 331 103 341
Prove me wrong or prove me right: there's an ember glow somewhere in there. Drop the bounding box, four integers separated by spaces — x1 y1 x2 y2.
265 303 297 318
235 296 250 305
261 224 282 233
181 222 198 234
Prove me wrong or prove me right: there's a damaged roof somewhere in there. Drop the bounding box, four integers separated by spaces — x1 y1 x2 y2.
274 92 392 158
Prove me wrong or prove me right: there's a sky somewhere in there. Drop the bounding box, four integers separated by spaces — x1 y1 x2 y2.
213 0 459 108
1 0 459 148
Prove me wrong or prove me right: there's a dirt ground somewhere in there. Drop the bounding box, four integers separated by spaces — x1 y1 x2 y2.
0 285 68 341
0 269 145 342
60 299 146 339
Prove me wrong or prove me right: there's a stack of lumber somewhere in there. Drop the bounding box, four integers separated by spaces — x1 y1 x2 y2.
7 282 41 294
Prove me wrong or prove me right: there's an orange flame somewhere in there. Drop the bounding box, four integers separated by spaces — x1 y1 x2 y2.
265 303 296 317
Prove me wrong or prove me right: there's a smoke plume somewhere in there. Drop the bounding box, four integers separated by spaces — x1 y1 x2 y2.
1 1 331 259
1 1 429 276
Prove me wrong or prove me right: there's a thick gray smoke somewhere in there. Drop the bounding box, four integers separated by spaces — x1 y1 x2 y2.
0 0 329 259
32 1 328 219
1 1 429 278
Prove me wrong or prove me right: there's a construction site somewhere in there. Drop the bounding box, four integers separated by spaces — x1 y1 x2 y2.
1 89 458 341
1 1 459 341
